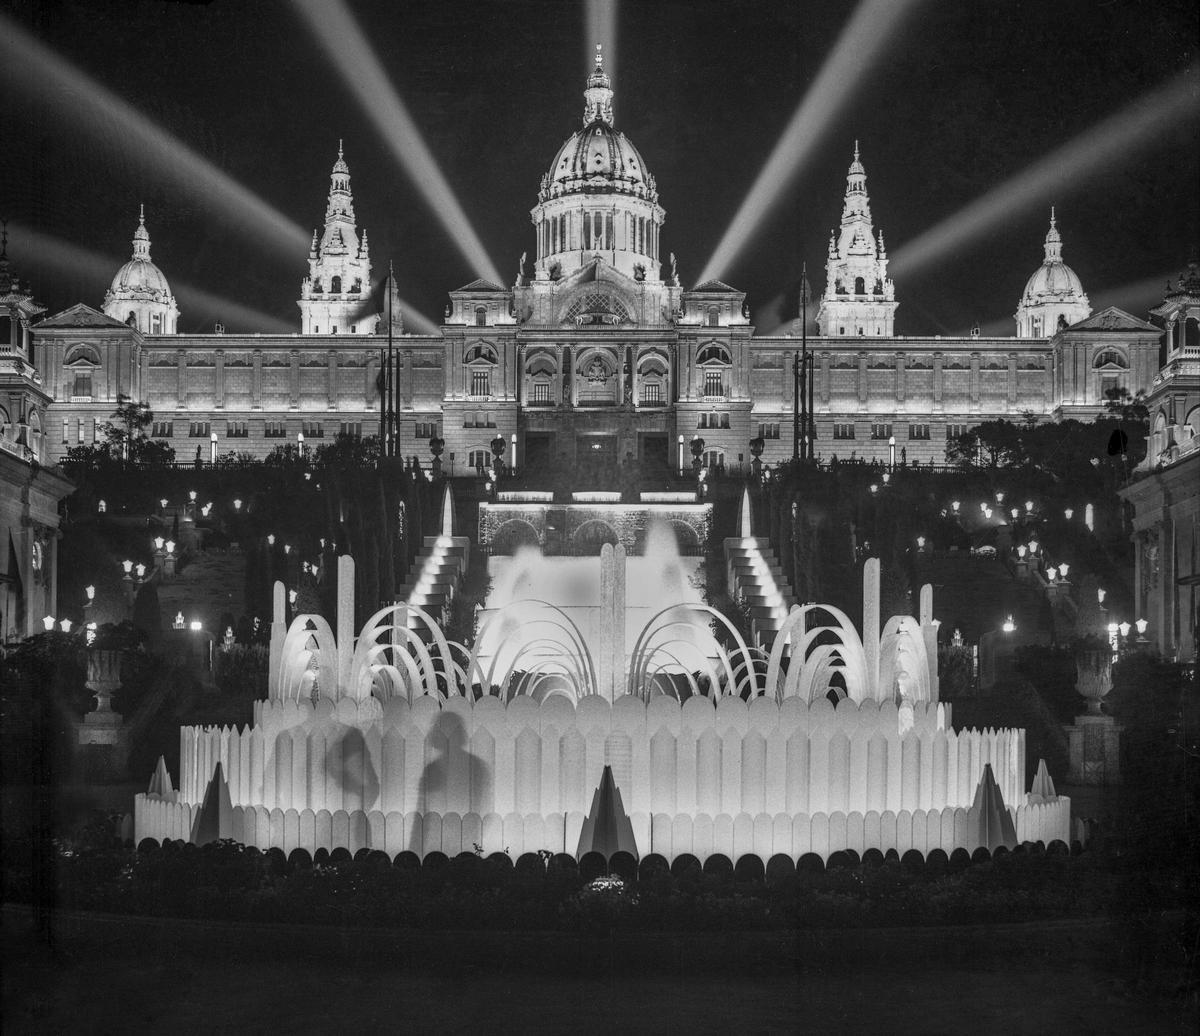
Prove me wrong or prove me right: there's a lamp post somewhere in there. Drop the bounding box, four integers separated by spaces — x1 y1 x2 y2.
889 435 896 471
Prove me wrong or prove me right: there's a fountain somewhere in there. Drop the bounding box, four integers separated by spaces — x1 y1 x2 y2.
136 493 1070 861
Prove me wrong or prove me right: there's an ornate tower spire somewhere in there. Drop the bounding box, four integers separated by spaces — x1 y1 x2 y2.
132 204 151 259
583 43 614 126
816 143 897 337
299 142 375 335
1043 207 1063 262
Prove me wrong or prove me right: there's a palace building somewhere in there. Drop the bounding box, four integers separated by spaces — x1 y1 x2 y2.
21 50 1172 475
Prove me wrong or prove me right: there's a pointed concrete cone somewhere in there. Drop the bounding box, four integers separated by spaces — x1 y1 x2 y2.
190 762 234 846
147 755 174 798
441 484 455 537
739 487 753 538
576 764 638 861
971 763 1018 852
1029 758 1057 803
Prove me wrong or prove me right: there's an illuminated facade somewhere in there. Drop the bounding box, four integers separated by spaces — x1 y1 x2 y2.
0 239 73 641
31 52 1166 471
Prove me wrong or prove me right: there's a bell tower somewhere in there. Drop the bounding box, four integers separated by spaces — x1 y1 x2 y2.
299 142 377 335
816 143 897 337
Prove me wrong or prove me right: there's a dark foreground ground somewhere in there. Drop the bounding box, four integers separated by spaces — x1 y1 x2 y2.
3 906 1194 1034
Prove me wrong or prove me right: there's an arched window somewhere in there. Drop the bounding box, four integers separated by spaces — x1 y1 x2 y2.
331 276 342 294
696 343 731 366
475 306 487 327
1093 349 1128 369
854 276 865 294
464 342 498 365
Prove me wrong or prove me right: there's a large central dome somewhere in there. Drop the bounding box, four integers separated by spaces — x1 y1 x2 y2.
543 123 656 201
530 46 666 283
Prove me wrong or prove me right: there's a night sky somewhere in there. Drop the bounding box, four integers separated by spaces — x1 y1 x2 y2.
1 0 1197 336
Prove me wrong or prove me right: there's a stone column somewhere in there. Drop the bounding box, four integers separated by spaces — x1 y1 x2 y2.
327 352 338 412
932 351 943 411
214 350 225 410
176 349 187 408
857 351 868 406
289 349 300 410
252 349 263 410
1007 351 1018 407
969 352 981 413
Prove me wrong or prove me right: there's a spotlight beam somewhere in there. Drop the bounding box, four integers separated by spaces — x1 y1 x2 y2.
9 223 293 333
292 0 504 287
14 223 441 336
0 14 310 259
890 66 1200 281
970 272 1177 337
697 0 928 286
586 0 618 91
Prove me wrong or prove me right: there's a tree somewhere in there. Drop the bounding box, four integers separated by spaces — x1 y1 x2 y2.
96 394 175 464
945 419 1025 468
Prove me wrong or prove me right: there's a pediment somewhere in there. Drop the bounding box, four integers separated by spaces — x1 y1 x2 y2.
1066 306 1158 333
453 278 507 294
38 303 130 329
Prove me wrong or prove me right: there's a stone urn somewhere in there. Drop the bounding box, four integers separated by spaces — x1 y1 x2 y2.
1074 644 1112 715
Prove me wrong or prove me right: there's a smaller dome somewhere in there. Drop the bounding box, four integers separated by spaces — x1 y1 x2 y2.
110 255 172 299
1021 260 1086 303
1021 210 1086 304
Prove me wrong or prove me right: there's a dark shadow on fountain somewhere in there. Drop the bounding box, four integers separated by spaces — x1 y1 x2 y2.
327 725 380 817
410 710 485 857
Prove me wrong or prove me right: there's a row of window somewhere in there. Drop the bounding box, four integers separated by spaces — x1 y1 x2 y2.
463 412 497 429
830 423 941 441
698 412 730 429
538 211 659 259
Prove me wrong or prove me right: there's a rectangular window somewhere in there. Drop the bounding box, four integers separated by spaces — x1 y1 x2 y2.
605 213 613 250
225 421 248 438
946 423 970 440
908 424 930 440
151 421 174 438
870 423 893 440
833 423 855 440
703 370 724 397
415 422 439 440
188 421 211 438
339 422 362 438
758 423 781 440
531 382 551 403
76 420 84 444
264 422 287 438
583 213 591 250
471 370 490 397
641 382 662 404
302 421 324 438
71 371 93 400
62 418 68 443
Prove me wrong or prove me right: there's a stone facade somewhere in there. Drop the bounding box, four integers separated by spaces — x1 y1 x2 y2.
26 53 1168 474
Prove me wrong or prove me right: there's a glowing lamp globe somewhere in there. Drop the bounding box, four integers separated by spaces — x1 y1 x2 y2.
1136 618 1148 635
122 559 133 574
1119 622 1131 638
234 499 243 510
136 563 146 578
1002 616 1015 633
189 490 197 502
43 615 55 631
1058 562 1069 578
1017 545 1027 558
154 537 165 551
190 620 202 631
59 618 72 633
1098 588 1106 603
1046 567 1057 581
951 500 960 512
1064 508 1073 520
165 540 175 554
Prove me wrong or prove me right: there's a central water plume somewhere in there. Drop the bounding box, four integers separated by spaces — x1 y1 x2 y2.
477 518 707 699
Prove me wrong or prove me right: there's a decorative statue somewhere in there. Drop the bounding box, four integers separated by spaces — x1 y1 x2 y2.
518 251 527 281
669 252 679 283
